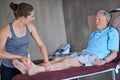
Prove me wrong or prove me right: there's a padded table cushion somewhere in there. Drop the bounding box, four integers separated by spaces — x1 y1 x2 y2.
12 60 116 80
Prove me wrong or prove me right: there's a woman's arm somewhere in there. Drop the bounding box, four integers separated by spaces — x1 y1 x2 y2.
28 23 51 70
28 23 49 63
0 25 28 64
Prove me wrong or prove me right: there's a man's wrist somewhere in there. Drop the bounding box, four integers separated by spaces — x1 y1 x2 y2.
103 58 108 64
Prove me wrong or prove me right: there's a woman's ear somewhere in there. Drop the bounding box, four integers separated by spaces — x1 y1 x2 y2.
21 16 26 19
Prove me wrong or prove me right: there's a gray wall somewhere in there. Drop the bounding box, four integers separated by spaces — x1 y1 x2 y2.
0 0 120 60
63 0 120 51
0 0 66 60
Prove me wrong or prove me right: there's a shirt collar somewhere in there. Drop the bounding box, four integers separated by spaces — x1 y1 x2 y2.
95 26 110 33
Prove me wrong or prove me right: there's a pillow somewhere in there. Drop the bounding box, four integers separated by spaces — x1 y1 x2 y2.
109 12 120 34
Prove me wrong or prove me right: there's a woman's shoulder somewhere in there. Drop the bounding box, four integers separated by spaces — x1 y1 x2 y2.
0 24 10 33
0 24 11 38
27 23 36 33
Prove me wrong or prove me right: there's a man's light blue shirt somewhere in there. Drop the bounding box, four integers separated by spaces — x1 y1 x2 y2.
83 26 119 59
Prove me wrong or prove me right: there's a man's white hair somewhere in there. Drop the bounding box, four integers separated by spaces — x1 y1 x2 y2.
97 10 111 22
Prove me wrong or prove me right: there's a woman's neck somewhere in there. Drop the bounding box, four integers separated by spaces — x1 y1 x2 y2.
13 18 26 28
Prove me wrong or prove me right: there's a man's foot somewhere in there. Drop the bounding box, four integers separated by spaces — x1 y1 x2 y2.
12 60 28 74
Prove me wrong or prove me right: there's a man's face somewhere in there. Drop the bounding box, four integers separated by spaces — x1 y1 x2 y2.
95 13 108 30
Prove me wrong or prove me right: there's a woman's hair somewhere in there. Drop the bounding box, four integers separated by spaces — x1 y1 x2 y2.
10 2 33 19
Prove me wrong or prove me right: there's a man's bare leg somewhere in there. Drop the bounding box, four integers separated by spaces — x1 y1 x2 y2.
28 57 65 75
12 59 28 74
28 61 45 75
38 57 65 66
28 57 82 75
50 57 65 64
12 54 31 74
12 58 44 75
50 57 82 71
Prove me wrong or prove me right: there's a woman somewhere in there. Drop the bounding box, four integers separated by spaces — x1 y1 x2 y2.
0 2 50 80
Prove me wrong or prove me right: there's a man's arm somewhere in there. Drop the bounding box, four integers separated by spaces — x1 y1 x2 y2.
105 51 117 63
94 51 117 66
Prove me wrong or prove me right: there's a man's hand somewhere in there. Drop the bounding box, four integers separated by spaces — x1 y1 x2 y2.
94 59 106 66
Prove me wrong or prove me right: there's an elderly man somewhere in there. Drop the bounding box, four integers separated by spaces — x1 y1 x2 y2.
13 10 119 75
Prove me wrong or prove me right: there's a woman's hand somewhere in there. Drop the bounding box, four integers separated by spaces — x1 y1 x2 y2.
20 56 30 67
43 62 51 71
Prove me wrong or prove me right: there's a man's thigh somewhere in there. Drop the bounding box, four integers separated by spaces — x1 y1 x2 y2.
64 57 83 67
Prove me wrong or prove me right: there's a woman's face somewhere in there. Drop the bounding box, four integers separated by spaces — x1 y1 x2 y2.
25 10 35 24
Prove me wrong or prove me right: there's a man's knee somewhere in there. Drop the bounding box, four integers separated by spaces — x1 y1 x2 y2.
62 57 77 66
62 58 71 67
62 57 81 67
54 57 65 62
62 58 70 63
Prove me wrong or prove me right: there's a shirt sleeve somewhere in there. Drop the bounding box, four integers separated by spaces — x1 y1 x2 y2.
108 28 119 51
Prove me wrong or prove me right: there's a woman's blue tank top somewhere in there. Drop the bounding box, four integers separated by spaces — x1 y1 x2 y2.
2 22 31 68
